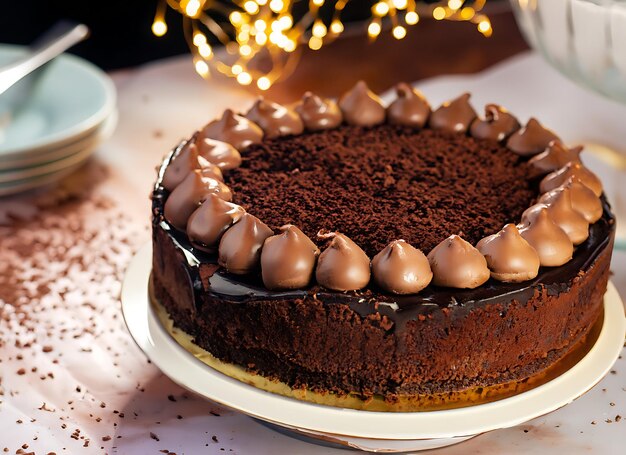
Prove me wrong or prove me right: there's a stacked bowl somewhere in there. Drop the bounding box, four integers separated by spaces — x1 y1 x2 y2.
0 45 116 196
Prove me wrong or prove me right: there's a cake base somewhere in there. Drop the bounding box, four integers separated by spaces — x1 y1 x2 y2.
150 277 603 412
122 245 626 439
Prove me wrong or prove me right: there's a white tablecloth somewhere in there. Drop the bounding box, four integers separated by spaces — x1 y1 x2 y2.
0 51 624 454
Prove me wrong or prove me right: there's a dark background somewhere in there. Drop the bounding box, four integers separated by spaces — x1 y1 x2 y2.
1 0 188 69
0 0 378 70
0 0 524 99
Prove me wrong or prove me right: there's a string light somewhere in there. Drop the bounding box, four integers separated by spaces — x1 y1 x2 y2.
269 0 284 13
330 19 344 34
477 17 492 37
312 20 327 38
183 0 203 18
373 2 390 16
278 14 293 29
243 1 259 14
192 32 206 46
433 6 446 20
368 21 382 38
308 36 323 50
405 11 419 25
152 20 167 37
194 59 209 77
151 0 168 37
229 11 243 24
231 64 243 75
461 7 475 20
237 72 253 85
284 39 297 52
154 1 492 88
392 25 407 40
257 76 272 90
239 44 252 56
198 43 212 58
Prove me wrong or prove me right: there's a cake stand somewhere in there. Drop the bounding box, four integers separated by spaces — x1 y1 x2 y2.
121 244 626 452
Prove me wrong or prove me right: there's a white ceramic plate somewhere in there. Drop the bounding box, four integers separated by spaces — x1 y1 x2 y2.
0 110 117 183
0 109 116 171
0 45 116 157
0 160 87 197
121 244 625 443
0 111 116 196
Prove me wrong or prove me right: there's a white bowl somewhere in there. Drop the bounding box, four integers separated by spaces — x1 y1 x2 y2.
0 45 116 157
511 0 626 102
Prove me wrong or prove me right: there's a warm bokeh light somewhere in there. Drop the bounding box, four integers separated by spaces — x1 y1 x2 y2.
151 20 167 37
269 0 284 13
308 35 323 50
231 64 243 74
392 25 407 40
284 39 297 52
198 43 212 58
448 0 463 10
461 6 475 20
229 11 243 24
433 6 446 20
183 0 202 17
312 21 327 38
239 44 252 56
236 71 253 85
278 14 293 29
368 21 382 37
367 22 381 37
257 76 272 90
330 19 344 34
478 17 492 36
374 2 390 16
405 11 419 25
244 1 260 14
192 32 206 46
194 59 209 76
152 1 168 37
155 1 492 88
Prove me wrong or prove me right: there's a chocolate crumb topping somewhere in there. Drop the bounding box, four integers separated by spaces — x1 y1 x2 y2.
226 124 535 256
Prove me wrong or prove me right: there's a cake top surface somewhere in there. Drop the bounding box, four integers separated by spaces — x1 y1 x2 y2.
156 81 608 295
226 124 535 256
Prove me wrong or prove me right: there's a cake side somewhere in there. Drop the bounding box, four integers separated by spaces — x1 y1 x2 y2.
151 215 613 399
150 291 604 412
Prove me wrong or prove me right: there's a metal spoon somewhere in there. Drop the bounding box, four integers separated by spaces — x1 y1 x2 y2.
0 22 89 97
0 22 89 140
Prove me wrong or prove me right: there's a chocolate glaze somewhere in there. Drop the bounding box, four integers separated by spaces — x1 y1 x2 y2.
152 141 615 331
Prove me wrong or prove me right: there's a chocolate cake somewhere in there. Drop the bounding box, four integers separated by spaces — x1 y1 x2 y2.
150 82 615 410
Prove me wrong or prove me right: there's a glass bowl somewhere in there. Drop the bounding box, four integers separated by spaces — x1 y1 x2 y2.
510 0 626 103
